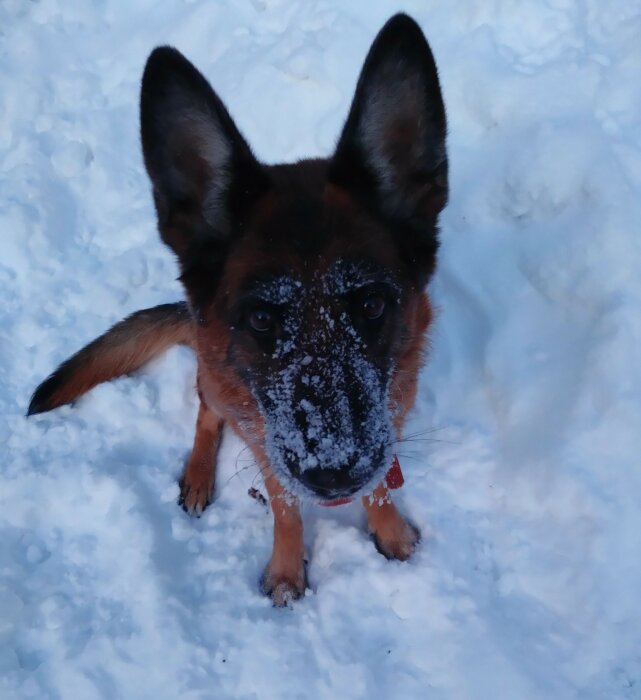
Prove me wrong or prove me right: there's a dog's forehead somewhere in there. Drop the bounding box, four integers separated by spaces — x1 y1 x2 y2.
221 163 405 304
249 259 398 304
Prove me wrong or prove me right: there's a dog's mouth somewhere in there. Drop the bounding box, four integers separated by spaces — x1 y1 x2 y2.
278 443 391 503
298 473 374 504
302 468 387 504
299 465 361 497
302 472 364 504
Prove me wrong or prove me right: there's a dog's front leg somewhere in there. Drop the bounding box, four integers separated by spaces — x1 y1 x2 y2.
363 482 420 561
178 399 224 516
260 467 307 606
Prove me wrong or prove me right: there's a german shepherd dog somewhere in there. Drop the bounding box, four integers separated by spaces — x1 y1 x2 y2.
28 14 448 605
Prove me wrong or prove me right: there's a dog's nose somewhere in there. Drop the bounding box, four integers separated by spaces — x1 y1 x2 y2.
300 467 356 497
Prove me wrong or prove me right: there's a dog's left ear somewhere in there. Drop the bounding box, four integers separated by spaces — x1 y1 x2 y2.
330 14 448 280
140 46 269 313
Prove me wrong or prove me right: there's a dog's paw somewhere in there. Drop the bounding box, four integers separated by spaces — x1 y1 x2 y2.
178 477 213 517
372 518 420 562
260 560 307 607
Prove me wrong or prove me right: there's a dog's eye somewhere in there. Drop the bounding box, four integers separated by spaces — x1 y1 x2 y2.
249 309 275 333
362 295 386 320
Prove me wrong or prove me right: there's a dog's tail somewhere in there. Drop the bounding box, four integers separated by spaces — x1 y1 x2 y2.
28 302 193 416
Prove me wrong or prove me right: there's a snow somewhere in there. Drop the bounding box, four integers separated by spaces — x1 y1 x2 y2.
2 0 641 698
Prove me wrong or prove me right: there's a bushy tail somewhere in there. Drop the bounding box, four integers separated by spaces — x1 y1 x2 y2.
28 302 193 416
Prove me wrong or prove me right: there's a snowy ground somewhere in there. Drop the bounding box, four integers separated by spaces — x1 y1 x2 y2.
2 1 641 698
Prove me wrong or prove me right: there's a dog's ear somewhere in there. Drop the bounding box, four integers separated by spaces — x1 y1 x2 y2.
140 47 268 307
330 14 448 279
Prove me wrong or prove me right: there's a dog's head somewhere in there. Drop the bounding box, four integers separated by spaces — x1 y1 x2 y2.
140 14 448 501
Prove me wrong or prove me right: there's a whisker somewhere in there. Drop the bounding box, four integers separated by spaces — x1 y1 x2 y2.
390 436 459 447
393 452 421 462
251 463 269 484
222 444 261 488
401 426 449 440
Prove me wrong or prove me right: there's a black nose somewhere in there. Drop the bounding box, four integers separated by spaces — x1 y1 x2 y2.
300 467 357 497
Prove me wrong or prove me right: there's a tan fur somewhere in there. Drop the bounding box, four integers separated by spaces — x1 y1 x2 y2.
179 399 224 516
260 466 307 605
363 482 420 560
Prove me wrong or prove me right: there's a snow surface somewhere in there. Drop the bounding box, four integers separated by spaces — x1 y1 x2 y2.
2 1 641 698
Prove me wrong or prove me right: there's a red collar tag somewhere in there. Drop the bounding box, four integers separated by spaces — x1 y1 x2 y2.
320 455 404 507
385 454 404 490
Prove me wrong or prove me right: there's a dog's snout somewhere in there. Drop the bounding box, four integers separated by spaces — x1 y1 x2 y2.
300 467 356 496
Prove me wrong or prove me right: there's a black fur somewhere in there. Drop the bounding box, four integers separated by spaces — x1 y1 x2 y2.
140 47 269 311
28 364 76 416
329 13 448 283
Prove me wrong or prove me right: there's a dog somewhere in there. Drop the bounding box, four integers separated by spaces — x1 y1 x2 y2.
28 13 448 606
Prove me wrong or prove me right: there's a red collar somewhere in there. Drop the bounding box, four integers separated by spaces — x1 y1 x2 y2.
320 455 404 507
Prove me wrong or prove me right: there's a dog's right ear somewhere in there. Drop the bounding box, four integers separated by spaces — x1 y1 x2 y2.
140 47 268 285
